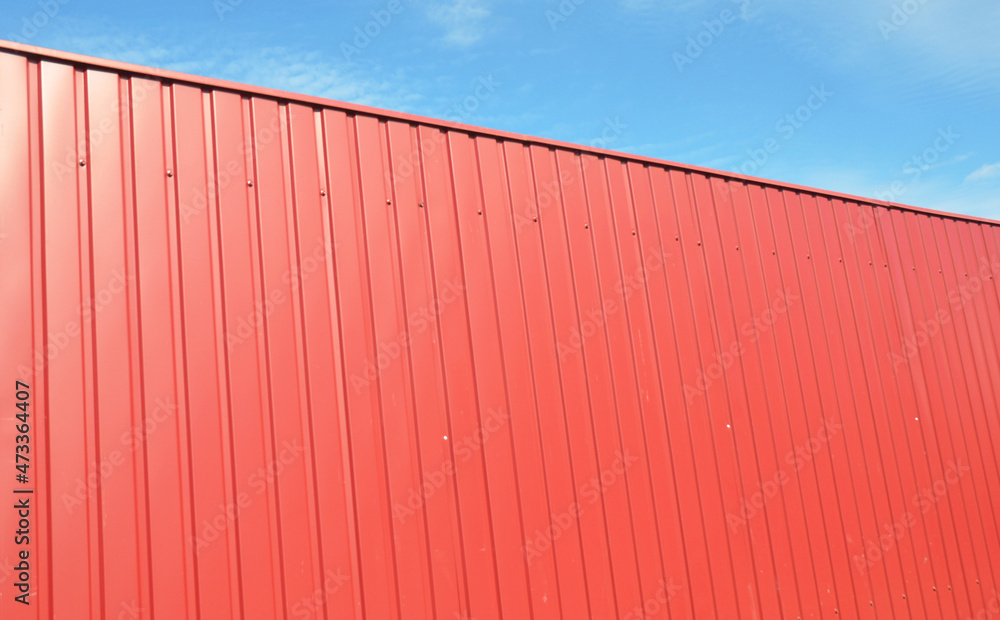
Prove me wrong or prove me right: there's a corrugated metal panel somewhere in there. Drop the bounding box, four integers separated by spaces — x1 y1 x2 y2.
2 40 1000 619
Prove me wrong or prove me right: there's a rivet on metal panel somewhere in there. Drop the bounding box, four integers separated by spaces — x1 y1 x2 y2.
902 595 907 600
477 210 483 215
834 610 838 614
533 217 538 222
807 255 811 259
632 230 636 236
736 246 740 251
932 586 936 591
948 586 952 591
387 199 392 205
697 241 702 246
167 170 173 177
79 159 86 166
321 189 327 196
675 236 679 241
418 202 425 208
869 601 874 607
247 180 254 187
585 224 590 230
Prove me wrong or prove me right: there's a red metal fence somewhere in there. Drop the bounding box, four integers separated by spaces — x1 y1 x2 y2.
2 40 1000 619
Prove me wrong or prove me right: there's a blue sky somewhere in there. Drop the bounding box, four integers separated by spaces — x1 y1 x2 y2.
5 0 998 219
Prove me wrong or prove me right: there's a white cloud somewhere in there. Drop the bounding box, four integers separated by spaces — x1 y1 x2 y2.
425 0 491 47
41 22 422 111
966 162 1000 182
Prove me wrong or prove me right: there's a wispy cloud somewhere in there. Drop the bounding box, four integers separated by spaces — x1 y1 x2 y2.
426 0 491 47
967 162 1000 182
41 22 422 111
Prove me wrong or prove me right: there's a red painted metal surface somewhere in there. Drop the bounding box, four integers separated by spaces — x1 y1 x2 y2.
2 40 1000 620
